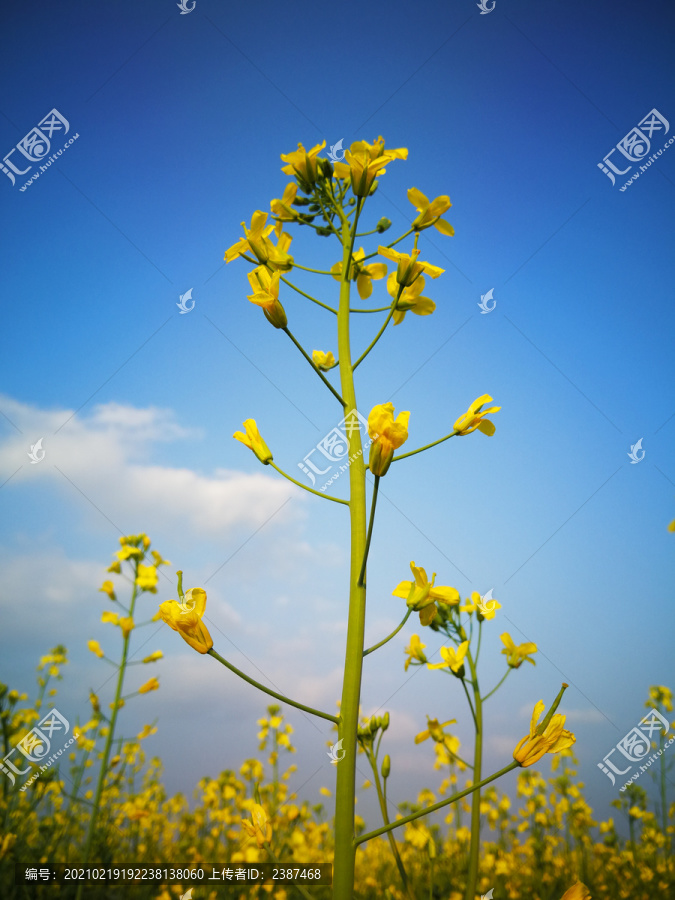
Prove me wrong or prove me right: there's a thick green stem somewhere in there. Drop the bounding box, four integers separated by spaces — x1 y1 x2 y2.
208 649 337 724
332 198 368 900
464 650 483 900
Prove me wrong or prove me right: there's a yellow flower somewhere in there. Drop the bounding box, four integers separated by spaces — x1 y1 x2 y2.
427 641 469 675
270 182 300 234
99 580 116 601
378 245 444 287
101 611 120 627
241 803 272 847
330 248 388 300
415 717 457 744
119 617 135 639
368 402 410 477
404 634 427 671
87 640 104 658
89 691 100 714
224 211 294 271
116 545 143 561
280 140 326 188
407 187 455 235
312 350 337 371
560 882 591 900
246 266 287 329
501 633 537 668
333 136 407 196
233 419 273 465
142 651 163 664
159 588 213 654
461 590 502 620
137 724 157 740
669 518 675 532
454 394 501 436
513 691 575 767
393 562 460 626
107 560 121 574
646 685 673 712
138 677 159 694
136 564 158 593
387 272 436 325
150 550 171 567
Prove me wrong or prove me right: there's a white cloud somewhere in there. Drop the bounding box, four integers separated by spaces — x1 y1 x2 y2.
0 394 301 539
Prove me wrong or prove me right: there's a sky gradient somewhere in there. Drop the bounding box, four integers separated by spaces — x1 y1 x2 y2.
1 0 674 838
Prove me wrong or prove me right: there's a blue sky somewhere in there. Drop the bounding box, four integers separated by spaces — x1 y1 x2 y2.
1 0 674 839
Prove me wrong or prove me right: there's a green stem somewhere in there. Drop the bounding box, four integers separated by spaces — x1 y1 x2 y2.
332 196 369 900
292 262 335 275
483 669 511 702
392 430 458 463
352 307 395 370
350 305 392 313
363 609 412 657
207 649 338 724
279 275 338 315
357 476 380 586
269 461 349 506
356 760 520 845
360 228 416 262
283 327 346 407
76 578 139 896
464 650 483 900
367 749 414 899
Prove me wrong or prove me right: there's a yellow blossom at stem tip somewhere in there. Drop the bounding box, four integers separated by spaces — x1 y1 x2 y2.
368 402 410 477
246 266 287 329
415 717 457 744
378 245 444 287
138 677 159 694
501 633 537 668
454 394 501 436
241 803 272 847
393 562 460 626
403 634 427 670
333 137 407 197
427 641 469 675
233 419 273 465
312 350 337 371
280 140 326 188
407 187 455 235
560 883 592 900
513 686 575 767
387 273 436 325
99 580 116 601
159 588 213 655
87 640 104 659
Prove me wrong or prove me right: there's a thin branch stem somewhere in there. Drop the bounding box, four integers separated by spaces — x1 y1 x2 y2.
352 308 395 370
283 327 346 407
269 461 349 505
483 669 511 703
363 609 413 657
279 275 338 315
208 648 338 724
392 430 458 463
357 476 380 586
355 760 520 845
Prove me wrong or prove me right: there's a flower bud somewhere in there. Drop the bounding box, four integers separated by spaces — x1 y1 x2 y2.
376 217 392 233
319 158 334 179
381 712 390 731
381 754 391 779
